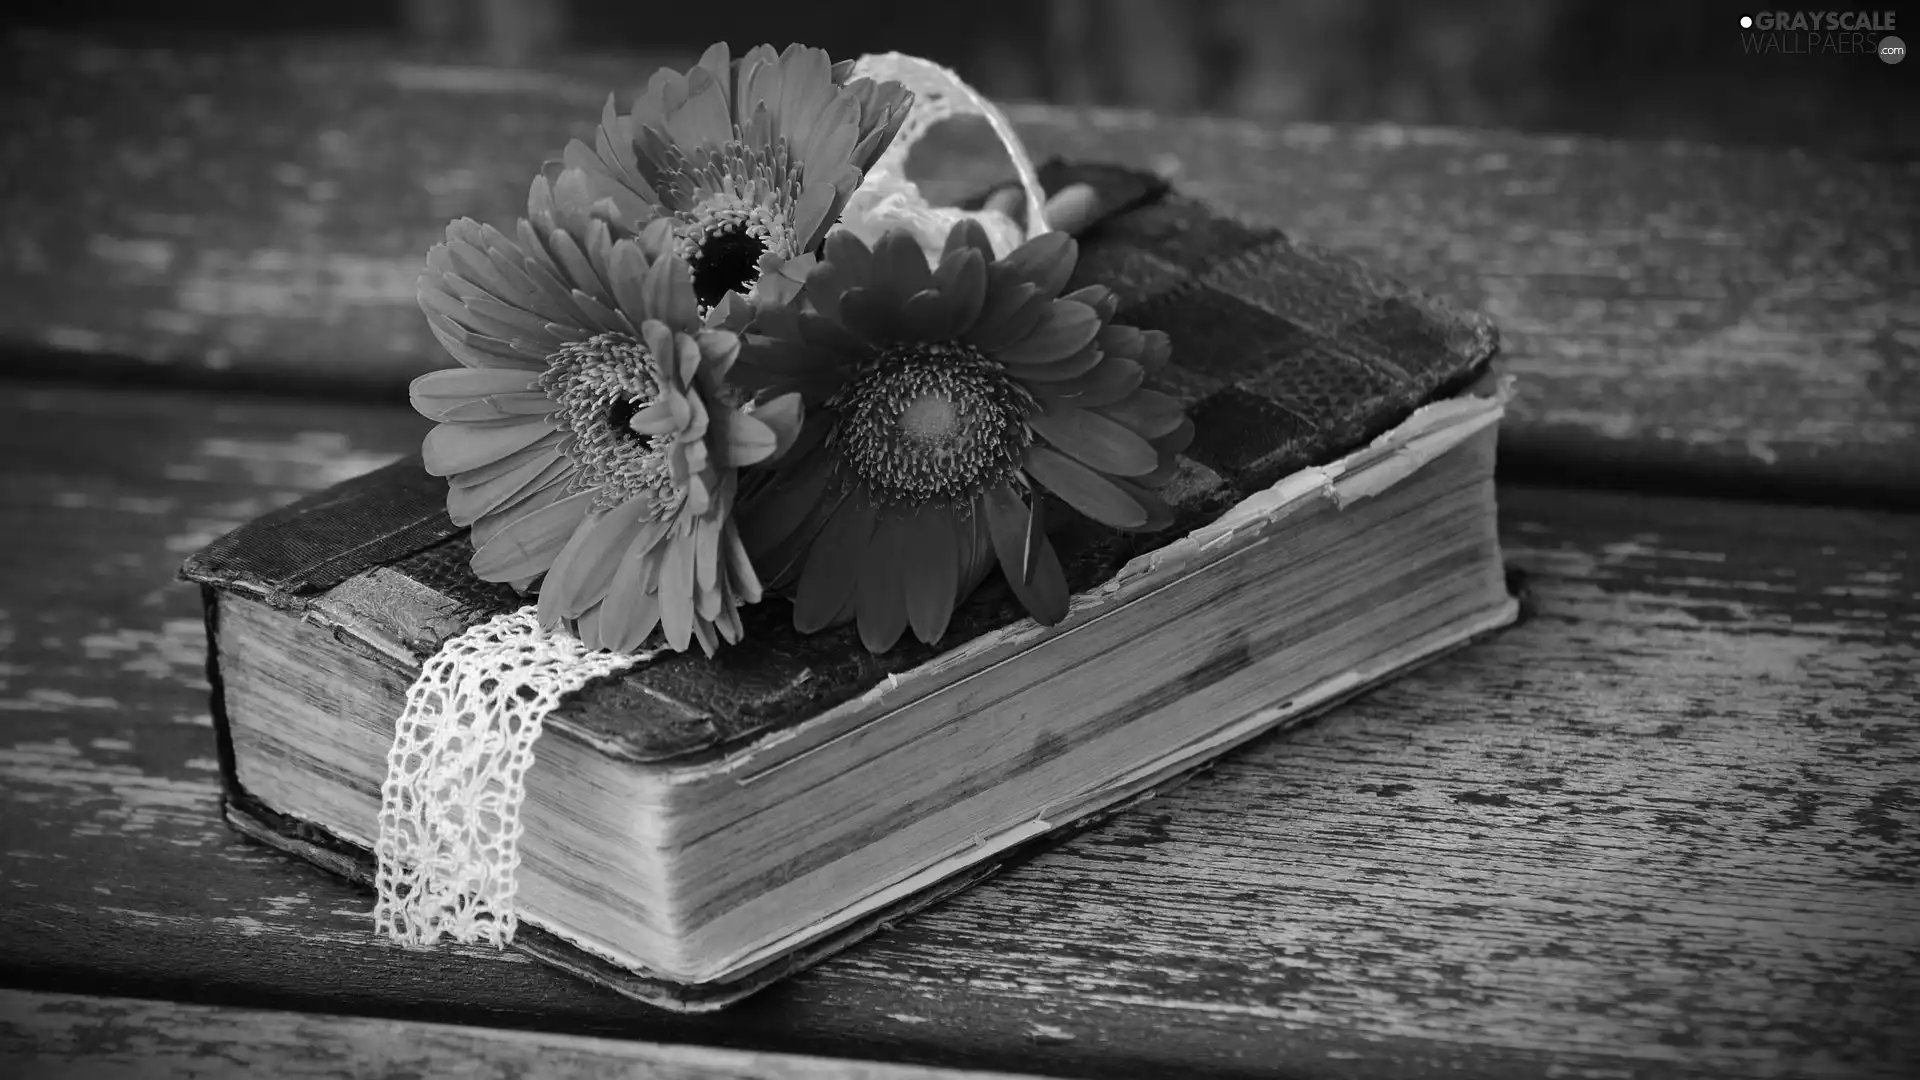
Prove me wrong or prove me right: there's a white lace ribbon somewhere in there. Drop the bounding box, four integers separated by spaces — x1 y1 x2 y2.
837 52 1051 265
373 605 643 949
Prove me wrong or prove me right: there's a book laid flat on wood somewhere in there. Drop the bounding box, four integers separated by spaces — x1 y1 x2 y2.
181 160 1517 1011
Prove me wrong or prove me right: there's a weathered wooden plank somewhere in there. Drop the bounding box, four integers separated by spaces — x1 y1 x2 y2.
2 381 1915 1078
2 33 1914 502
0 989 1054 1080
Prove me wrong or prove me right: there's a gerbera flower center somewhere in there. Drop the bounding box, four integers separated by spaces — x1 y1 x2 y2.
674 190 795 310
828 342 1034 506
536 333 685 517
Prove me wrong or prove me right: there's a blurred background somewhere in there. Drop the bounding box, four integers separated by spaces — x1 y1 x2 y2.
7 0 1915 155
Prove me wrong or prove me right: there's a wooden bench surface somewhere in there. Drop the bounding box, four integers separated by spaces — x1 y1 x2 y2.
3 32 1916 504
0 32 1916 1080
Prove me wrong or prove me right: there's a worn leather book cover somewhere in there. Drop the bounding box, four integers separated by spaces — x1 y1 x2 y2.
182 160 1511 1009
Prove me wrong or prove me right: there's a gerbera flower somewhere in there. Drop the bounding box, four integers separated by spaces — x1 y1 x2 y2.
546 42 912 317
734 222 1193 654
411 173 803 656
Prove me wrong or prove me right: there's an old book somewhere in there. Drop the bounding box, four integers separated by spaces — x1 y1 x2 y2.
181 161 1518 1011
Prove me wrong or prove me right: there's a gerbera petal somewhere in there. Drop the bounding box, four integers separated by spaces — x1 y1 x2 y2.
1095 389 1187 439
409 368 544 421
628 399 680 436
515 225 598 325
449 295 568 352
1063 284 1118 323
650 65 691 126
1003 342 1104 383
542 228 613 309
821 227 874 279
527 171 561 235
954 499 994 599
1023 444 1149 528
733 101 772 162
795 256 856 323
568 219 617 305
748 392 804 460
420 285 536 350
749 251 811 313
553 286 626 338
873 231 934 307
695 328 740 381
1028 403 1160 477
705 291 753 334
775 46 835 157
538 498 657 623
852 81 912 164
470 470 568 551
674 330 703 388
735 328 820 377
657 531 698 652
636 55 684 121
679 383 711 442
709 405 779 467
797 311 875 362
739 440 835 561
637 217 677 263
644 252 700 332
723 520 763 605
476 227 562 315
754 491 840 593
799 100 861 193
641 320 679 384
1030 357 1144 408
901 503 960 645
793 484 876 633
549 159 612 238
608 240 655 327
598 542 665 653
423 307 542 371
899 289 955 343
838 288 907 346
421 417 556 477
739 48 785 127
1137 329 1173 373
446 430 564 489
941 219 998 264
572 599 607 649
447 452 568 527
1019 538 1070 626
930 248 988 337
665 63 732 151
469 488 596 582
695 41 732 109
1095 323 1146 360
1131 456 1182 489
997 232 1078 298
791 178 841 252
1021 488 1048 585
1154 415 1197 456
962 284 1043 353
694 511 723 620
445 236 526 307
984 483 1069 625
691 616 721 657
592 101 650 199
996 300 1101 366
1105 476 1175 532
855 510 911 653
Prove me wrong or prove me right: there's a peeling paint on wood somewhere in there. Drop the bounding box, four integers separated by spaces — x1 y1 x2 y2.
0 385 1914 1078
1 34 1914 502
